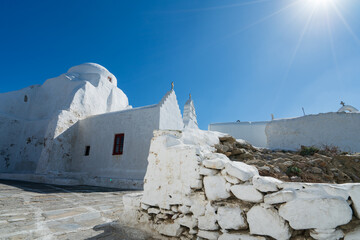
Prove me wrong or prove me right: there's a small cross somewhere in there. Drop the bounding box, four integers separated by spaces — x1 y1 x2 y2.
171 82 174 90
340 101 345 106
189 93 191 100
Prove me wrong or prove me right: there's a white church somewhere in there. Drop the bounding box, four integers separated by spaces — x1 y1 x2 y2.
0 63 198 189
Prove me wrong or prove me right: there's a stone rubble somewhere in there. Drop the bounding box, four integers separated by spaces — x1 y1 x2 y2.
121 129 360 240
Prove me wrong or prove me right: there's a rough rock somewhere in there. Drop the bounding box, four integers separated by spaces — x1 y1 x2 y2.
217 206 247 230
247 204 291 240
345 226 360 240
218 233 266 240
224 174 241 184
178 205 190 214
252 175 282 192
122 193 143 210
199 167 219 176
155 222 184 237
147 208 160 214
349 184 360 218
197 230 220 240
198 203 219 230
279 197 353 229
203 158 228 170
310 228 344 240
230 185 263 203
204 175 231 201
225 162 259 181
264 190 296 205
177 215 197 229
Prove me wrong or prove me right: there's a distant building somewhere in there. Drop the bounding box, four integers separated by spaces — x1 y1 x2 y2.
0 63 196 189
209 105 360 152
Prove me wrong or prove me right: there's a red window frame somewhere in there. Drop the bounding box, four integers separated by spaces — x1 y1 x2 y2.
112 133 124 155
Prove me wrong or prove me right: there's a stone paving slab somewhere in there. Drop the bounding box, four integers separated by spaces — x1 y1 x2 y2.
0 179 135 239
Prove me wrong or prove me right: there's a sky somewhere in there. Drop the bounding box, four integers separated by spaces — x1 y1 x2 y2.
1 0 360 129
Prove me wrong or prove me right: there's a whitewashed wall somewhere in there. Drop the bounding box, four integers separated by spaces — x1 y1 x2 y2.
266 112 360 152
122 129 360 240
209 121 268 148
69 105 160 188
159 90 184 130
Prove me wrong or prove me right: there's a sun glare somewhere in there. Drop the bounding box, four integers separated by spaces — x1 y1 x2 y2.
307 0 332 9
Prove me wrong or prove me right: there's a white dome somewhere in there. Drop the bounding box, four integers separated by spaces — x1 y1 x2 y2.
67 63 117 86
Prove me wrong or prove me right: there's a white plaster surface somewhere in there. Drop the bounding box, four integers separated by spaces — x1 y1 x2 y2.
278 197 353 229
209 121 268 148
225 161 259 181
247 204 291 240
266 112 360 152
252 175 282 192
203 175 231 201
216 206 247 230
218 233 266 240
230 184 263 203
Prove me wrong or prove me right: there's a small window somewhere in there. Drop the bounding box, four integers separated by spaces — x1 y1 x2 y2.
112 133 124 155
108 76 112 83
24 95 28 102
85 146 90 156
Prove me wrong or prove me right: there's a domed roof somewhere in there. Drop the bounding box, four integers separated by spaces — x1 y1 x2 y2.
67 63 110 75
67 63 117 86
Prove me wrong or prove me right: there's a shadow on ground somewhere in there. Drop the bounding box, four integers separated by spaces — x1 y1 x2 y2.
0 179 126 194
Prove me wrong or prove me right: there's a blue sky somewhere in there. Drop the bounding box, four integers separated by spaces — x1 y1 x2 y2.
1 0 360 129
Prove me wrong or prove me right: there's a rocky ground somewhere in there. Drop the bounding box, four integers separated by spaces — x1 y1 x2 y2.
215 136 360 184
0 180 133 240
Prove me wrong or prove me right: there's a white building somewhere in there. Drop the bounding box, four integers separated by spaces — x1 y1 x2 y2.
209 105 360 152
0 63 195 189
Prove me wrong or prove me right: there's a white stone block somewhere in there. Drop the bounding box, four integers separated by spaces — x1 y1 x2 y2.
310 228 344 240
349 184 360 218
178 205 191 214
197 230 220 240
191 178 203 189
122 193 142 210
247 204 291 240
230 184 263 203
155 222 184 237
199 167 219 176
198 203 218 230
264 190 296 205
171 205 178 212
177 215 198 229
225 174 240 184
252 175 282 192
141 203 150 210
217 206 247 230
204 175 231 201
218 233 266 240
190 205 206 218
148 207 160 214
279 197 353 230
225 162 259 181
203 158 227 170
345 226 360 240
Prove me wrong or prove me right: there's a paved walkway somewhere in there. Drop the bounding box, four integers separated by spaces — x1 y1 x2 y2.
0 180 133 240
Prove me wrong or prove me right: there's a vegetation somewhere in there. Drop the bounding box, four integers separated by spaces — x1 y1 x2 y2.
299 145 319 156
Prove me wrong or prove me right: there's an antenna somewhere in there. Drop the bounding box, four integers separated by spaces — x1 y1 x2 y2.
302 107 306 116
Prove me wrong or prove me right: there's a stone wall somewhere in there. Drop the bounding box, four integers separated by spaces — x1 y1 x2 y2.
208 121 268 148
209 112 360 153
266 112 360 153
122 129 360 240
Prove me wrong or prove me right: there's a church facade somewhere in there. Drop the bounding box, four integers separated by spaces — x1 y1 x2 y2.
0 63 197 189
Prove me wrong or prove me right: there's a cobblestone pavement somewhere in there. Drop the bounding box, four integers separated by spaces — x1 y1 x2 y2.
0 180 134 240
